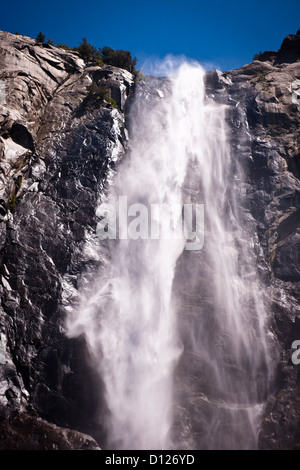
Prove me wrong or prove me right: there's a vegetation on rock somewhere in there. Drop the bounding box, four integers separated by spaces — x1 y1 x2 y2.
99 46 137 73
253 51 264 61
36 32 45 43
56 36 137 74
86 82 118 109
73 37 103 66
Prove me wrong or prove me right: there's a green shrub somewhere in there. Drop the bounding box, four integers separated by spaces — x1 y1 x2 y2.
16 175 23 190
87 83 118 109
7 193 17 211
57 43 72 51
74 38 103 66
33 34 137 74
100 46 137 73
7 176 22 212
107 97 118 109
253 51 264 61
257 72 266 82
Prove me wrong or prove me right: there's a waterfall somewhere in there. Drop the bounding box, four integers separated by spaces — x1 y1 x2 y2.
65 63 271 450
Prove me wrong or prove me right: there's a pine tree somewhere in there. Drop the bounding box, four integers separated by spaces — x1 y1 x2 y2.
100 47 137 73
36 32 45 43
74 38 102 65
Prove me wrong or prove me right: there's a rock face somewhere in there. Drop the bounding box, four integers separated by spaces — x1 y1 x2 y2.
0 28 299 450
203 31 300 450
0 30 133 448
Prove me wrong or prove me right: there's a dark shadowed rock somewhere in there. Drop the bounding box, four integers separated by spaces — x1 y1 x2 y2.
0 408 100 450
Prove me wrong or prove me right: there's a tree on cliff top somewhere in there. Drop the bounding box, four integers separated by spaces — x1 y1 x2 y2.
73 38 103 66
100 46 137 73
74 38 137 73
36 32 45 43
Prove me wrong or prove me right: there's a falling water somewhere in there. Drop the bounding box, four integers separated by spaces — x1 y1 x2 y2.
66 63 271 450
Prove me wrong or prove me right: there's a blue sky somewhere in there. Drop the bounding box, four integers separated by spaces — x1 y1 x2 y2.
1 0 300 73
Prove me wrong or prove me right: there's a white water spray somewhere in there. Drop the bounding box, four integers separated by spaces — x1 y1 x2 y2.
66 62 270 450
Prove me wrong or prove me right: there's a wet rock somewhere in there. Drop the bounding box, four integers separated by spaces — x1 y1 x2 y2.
0 30 133 449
